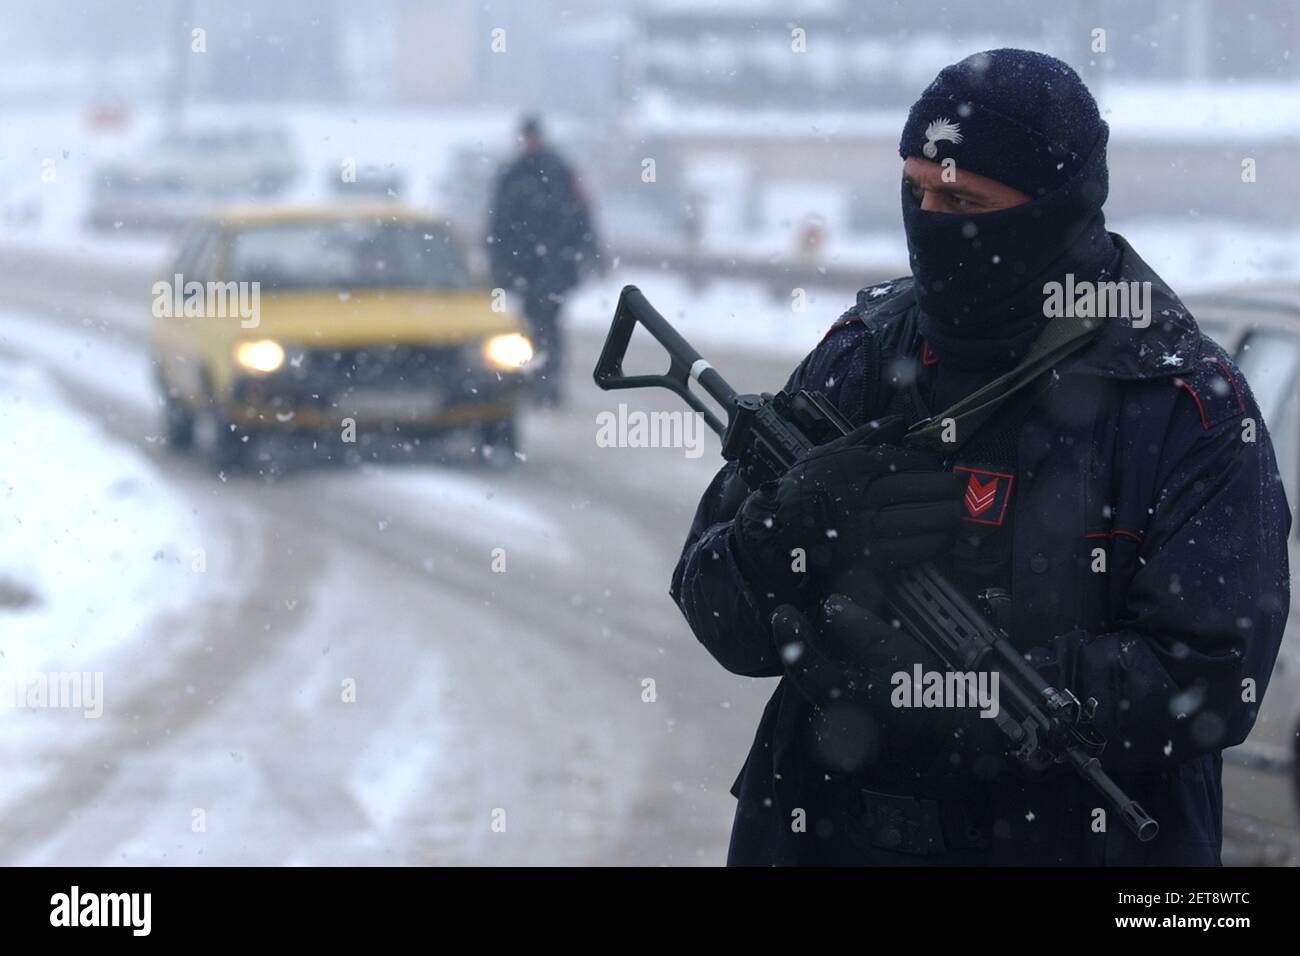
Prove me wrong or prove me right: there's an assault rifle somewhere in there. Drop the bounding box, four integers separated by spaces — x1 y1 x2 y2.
594 284 1158 843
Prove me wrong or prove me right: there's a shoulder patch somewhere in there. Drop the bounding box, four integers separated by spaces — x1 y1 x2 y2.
855 277 915 316
818 276 914 346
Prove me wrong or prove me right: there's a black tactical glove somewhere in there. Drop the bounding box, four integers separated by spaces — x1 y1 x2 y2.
772 594 1006 779
771 593 937 711
732 419 963 602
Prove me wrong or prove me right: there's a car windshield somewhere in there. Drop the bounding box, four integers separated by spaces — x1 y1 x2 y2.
1196 318 1232 353
224 220 473 291
1235 329 1300 513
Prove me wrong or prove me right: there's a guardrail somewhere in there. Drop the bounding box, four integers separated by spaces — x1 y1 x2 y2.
610 241 898 300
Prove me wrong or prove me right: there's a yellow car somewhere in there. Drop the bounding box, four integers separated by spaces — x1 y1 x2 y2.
150 204 533 468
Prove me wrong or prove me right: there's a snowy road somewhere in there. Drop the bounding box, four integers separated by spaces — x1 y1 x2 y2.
0 243 810 865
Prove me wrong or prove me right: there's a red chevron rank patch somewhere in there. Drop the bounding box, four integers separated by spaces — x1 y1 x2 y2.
954 467 1015 526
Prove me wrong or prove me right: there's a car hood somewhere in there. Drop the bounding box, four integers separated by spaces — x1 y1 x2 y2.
233 290 521 347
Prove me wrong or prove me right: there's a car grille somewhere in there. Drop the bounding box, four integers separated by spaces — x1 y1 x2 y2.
289 344 471 390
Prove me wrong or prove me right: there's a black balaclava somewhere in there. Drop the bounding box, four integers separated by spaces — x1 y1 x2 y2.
897 49 1120 371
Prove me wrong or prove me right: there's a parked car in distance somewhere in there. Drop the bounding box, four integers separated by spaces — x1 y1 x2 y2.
88 126 301 232
1186 284 1300 864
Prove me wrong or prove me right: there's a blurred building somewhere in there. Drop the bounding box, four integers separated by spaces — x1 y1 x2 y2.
2 0 1296 243
5 0 1296 108
622 0 1300 249
389 0 629 115
637 0 1300 111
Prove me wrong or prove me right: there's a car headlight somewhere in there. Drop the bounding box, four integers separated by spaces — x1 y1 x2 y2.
483 332 534 371
234 339 285 374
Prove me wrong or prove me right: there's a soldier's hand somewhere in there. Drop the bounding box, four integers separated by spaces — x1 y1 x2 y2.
825 594 1008 775
770 601 876 709
732 419 963 598
773 596 1004 775
771 594 933 710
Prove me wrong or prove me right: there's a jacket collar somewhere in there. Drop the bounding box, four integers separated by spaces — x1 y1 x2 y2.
1057 233 1201 380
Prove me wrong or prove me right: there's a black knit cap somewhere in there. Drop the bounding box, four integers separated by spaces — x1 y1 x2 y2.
898 49 1105 198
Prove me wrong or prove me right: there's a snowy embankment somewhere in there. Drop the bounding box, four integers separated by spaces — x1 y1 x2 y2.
0 297 600 861
0 359 211 678
0 358 224 798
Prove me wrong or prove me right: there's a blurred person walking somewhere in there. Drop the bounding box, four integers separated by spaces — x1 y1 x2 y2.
487 116 600 406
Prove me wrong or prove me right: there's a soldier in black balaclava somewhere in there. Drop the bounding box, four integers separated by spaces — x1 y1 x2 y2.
671 49 1289 866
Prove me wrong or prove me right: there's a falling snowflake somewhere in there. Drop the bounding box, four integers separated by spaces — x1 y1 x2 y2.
1160 353 1183 367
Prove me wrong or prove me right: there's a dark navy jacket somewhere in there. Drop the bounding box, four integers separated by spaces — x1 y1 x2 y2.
671 236 1291 866
487 147 597 301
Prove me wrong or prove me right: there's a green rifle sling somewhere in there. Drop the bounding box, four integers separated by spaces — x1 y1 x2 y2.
902 316 1102 455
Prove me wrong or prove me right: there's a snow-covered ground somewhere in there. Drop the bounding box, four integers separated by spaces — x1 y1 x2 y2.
0 356 244 815
635 80 1300 143
0 358 218 679
0 294 661 865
